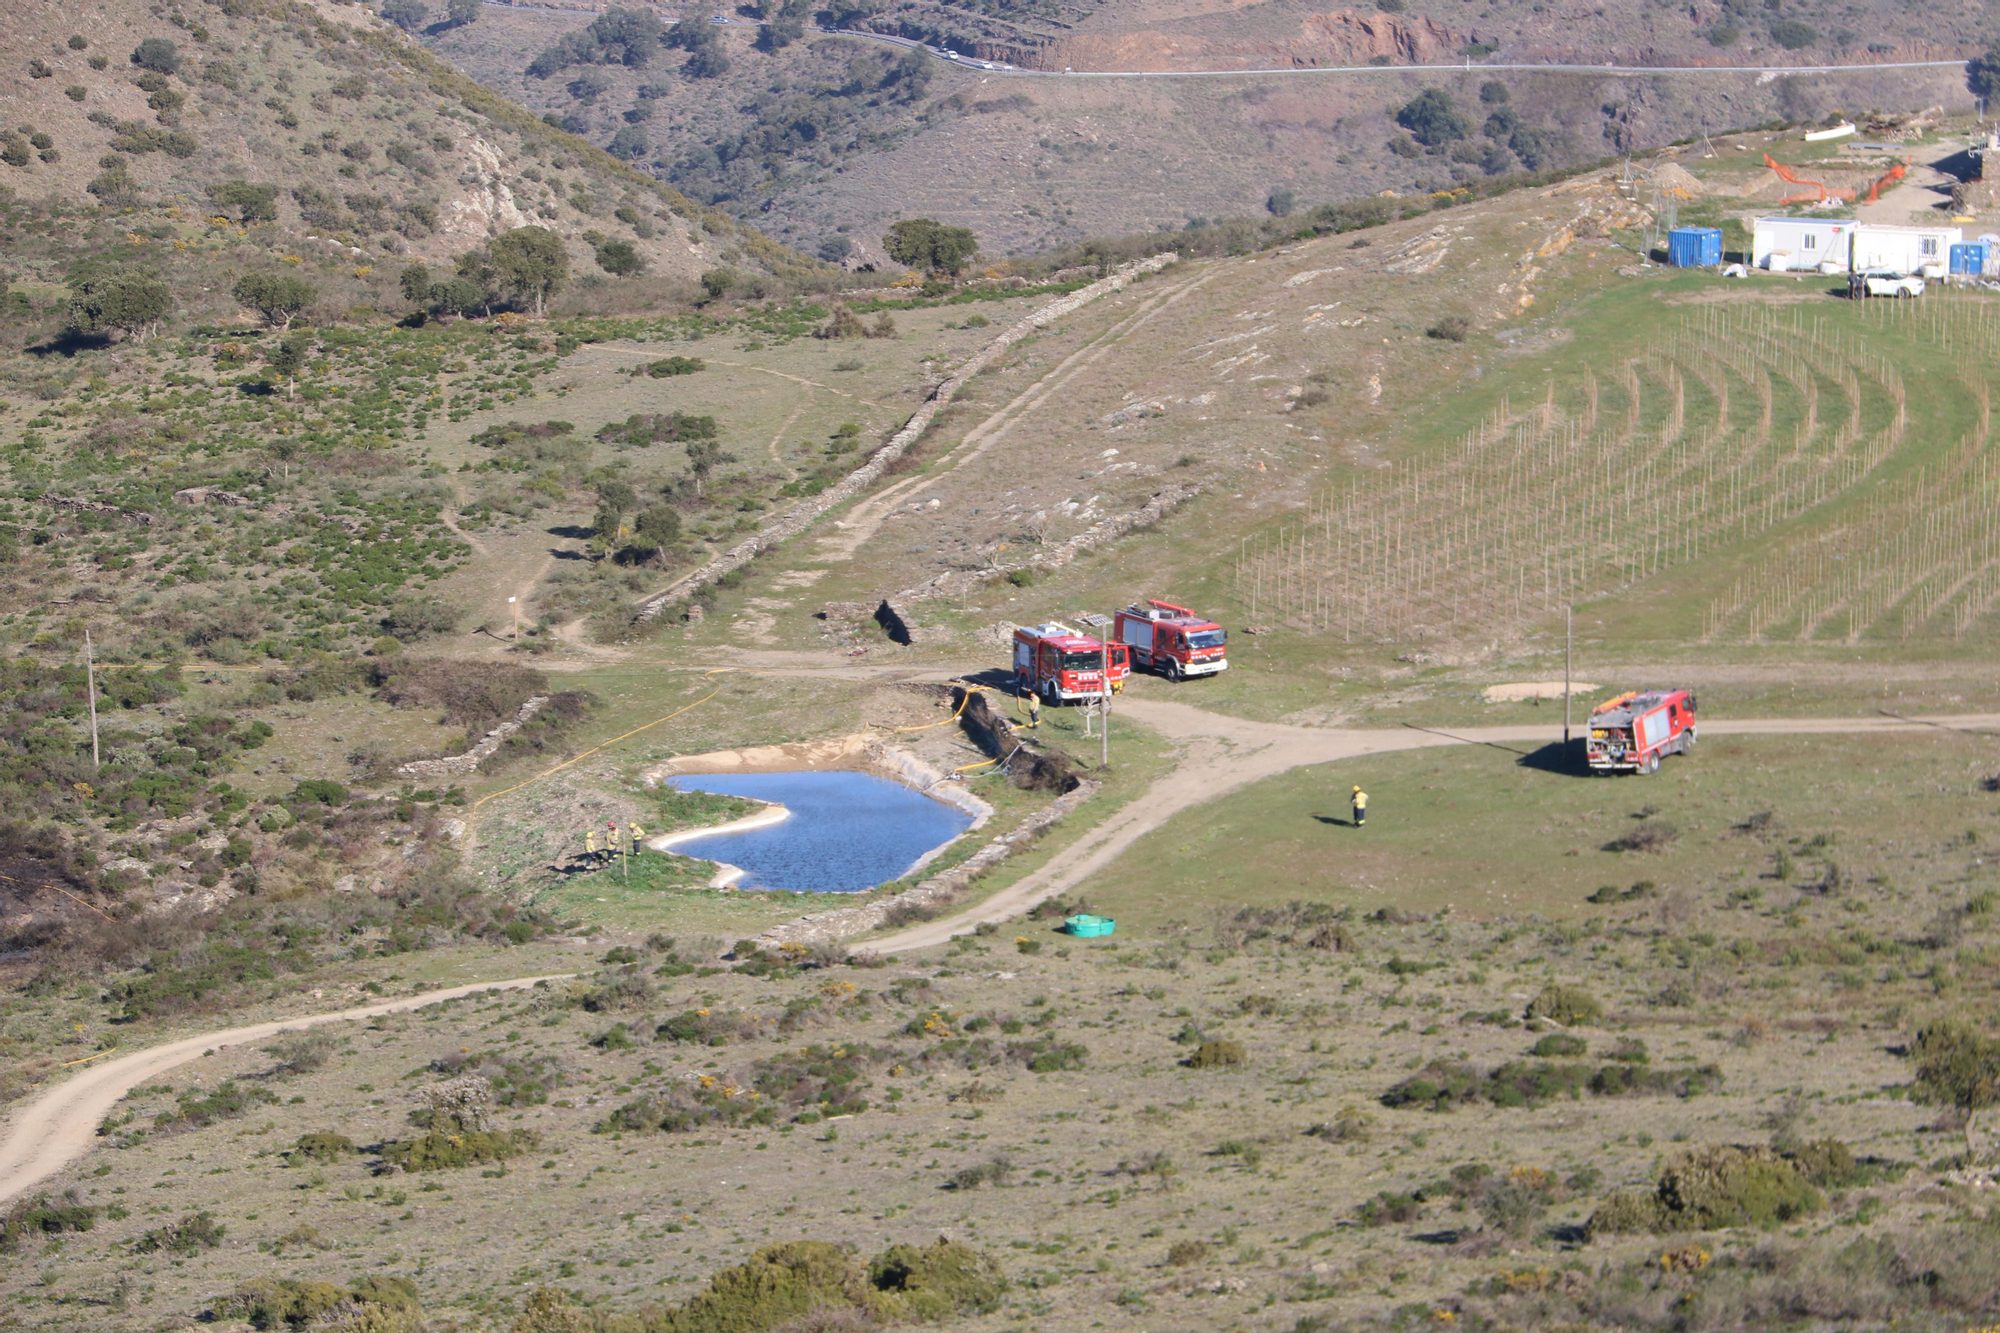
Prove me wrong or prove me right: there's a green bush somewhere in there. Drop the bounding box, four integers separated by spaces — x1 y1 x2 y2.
645 355 705 377
1585 1189 1667 1236
1529 1033 1587 1058
869 1238 1007 1318
290 1131 354 1163
1590 1144 1823 1236
1356 1190 1424 1226
376 1128 535 1172
1524 983 1602 1027
132 1211 224 1254
219 1275 415 1330
0 1193 97 1251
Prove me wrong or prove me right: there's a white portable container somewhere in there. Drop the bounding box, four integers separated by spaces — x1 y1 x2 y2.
1752 217 1854 273
1851 223 1962 276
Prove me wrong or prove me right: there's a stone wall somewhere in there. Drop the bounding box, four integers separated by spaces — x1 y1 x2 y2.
633 252 1180 624
396 695 549 779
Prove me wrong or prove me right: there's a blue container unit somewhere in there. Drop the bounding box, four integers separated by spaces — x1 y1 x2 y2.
1667 227 1724 268
1949 242 1989 277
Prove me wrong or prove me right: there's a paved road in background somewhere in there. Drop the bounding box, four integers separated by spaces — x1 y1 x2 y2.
482 6 1969 80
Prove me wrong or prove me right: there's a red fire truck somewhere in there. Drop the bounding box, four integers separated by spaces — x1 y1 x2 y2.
1012 622 1130 704
1113 599 1228 681
1587 689 1698 775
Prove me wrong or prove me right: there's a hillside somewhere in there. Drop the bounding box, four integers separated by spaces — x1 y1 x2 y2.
0 0 808 285
424 1 1983 254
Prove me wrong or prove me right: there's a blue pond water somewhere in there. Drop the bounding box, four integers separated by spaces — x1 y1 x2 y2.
668 770 971 893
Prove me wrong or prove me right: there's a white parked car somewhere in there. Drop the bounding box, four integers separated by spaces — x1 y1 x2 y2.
1860 270 1925 298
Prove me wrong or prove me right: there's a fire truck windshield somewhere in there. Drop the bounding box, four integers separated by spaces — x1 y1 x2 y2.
1186 630 1226 649
1060 650 1102 670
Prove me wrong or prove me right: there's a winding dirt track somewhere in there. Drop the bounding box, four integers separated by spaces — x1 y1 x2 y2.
8 707 1995 1202
0 974 569 1207
868 703 2000 952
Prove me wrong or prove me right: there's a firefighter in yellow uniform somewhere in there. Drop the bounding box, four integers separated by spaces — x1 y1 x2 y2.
1352 785 1367 828
584 829 597 865
1026 691 1041 728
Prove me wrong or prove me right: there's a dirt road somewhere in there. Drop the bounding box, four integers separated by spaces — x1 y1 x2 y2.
868 703 2000 951
0 975 569 1208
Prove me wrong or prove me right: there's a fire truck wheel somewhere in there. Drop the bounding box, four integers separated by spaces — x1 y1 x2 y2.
1166 658 1182 682
1640 752 1660 775
1685 727 1697 748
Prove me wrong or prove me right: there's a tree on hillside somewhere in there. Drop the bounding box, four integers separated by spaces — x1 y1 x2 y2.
489 226 569 316
1266 188 1296 217
594 239 644 277
1396 88 1468 147
1911 1019 2000 1157
66 269 171 341
206 180 278 223
379 0 429 32
883 218 978 276
668 17 731 78
265 331 313 400
454 248 500 316
606 125 649 161
232 271 318 331
589 6 663 65
1970 43 2000 102
446 0 481 26
131 37 180 74
399 262 433 307
756 0 811 51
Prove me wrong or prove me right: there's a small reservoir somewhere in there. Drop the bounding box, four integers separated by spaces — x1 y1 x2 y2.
667 771 972 893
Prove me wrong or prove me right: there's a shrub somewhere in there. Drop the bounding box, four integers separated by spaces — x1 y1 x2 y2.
1656 1143 1821 1229
1187 1039 1246 1069
1 1193 97 1252
291 1131 354 1163
645 355 704 377
376 1128 535 1172
1166 1239 1211 1266
1529 1033 1587 1058
868 1238 1007 1318
943 1156 1012 1190
132 1211 224 1254
1427 314 1470 342
1356 1190 1424 1226
131 37 180 73
1525 983 1602 1027
156 1080 278 1130
265 1030 335 1075
1585 1189 1667 1236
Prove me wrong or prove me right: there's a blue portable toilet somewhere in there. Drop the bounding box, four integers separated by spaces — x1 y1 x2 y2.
1668 227 1724 268
1949 242 1988 277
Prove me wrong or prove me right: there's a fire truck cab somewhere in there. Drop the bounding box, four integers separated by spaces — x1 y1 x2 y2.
1113 599 1228 681
1587 689 1698 775
1013 622 1129 704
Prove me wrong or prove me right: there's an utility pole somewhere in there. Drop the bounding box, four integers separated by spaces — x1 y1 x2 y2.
1563 603 1573 746
1100 620 1111 771
84 626 100 773
508 596 519 641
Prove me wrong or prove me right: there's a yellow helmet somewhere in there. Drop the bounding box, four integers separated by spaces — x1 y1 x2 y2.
1352 785 1362 793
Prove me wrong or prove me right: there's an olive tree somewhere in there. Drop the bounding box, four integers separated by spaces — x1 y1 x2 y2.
1911 1018 2000 1157
232 271 318 331
66 269 172 341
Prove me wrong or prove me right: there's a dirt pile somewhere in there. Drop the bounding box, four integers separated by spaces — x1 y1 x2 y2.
955 688 1081 793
